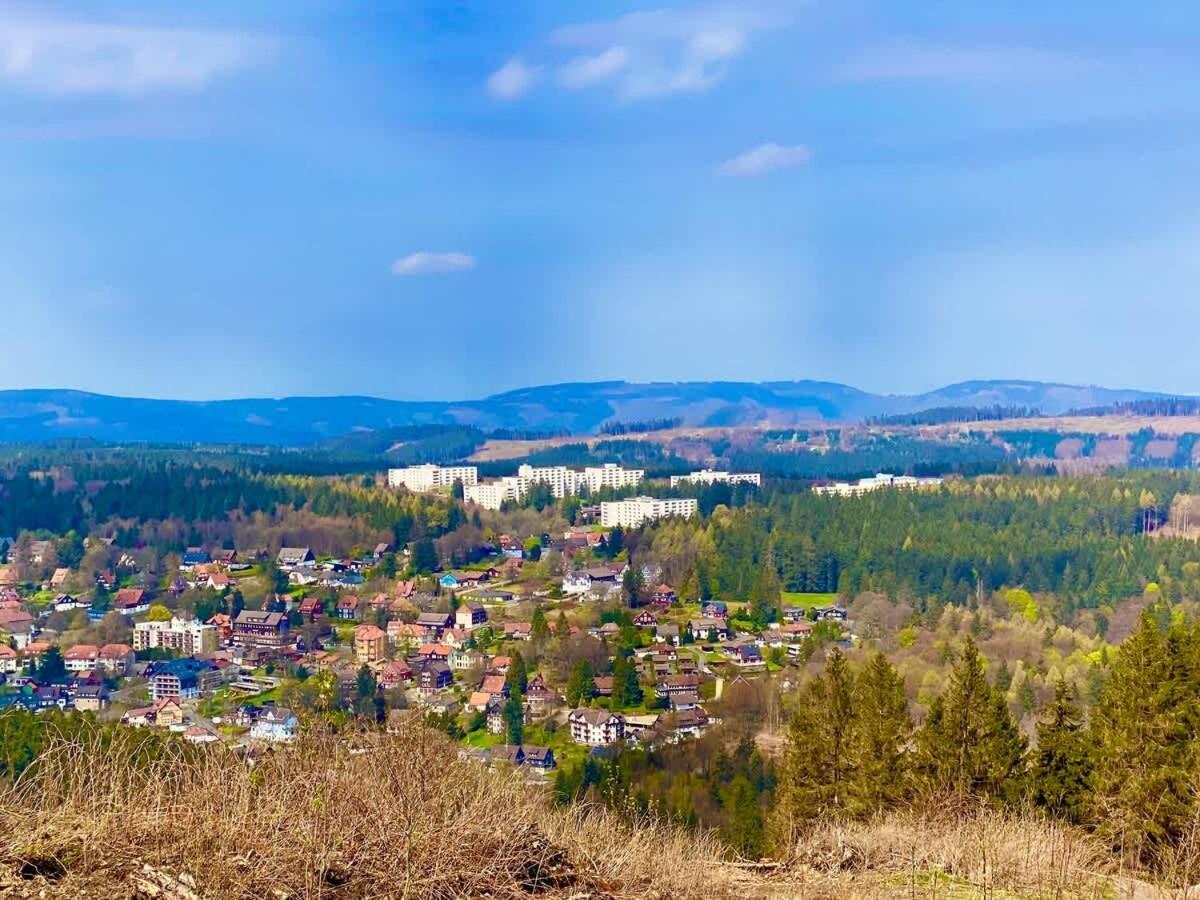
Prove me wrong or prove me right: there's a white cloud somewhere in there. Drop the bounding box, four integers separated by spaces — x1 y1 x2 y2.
559 47 629 89
833 42 1094 82
542 3 782 101
486 57 537 100
0 15 266 95
391 252 476 276
718 142 812 177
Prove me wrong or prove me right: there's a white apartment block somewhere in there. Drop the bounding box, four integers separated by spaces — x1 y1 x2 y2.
387 464 479 492
463 463 646 510
600 496 698 528
669 469 761 488
516 464 585 498
463 477 522 510
812 472 944 497
583 463 644 493
133 617 220 657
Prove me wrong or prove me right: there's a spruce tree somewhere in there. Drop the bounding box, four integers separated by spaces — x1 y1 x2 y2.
847 651 911 815
1090 611 1194 865
773 648 855 844
915 636 1026 801
1031 679 1091 823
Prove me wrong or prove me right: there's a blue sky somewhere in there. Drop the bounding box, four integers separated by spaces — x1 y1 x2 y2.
2 1 1199 401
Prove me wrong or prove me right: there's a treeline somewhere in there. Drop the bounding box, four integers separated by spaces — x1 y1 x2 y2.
598 418 682 436
866 405 1041 427
631 472 1200 612
728 434 1016 482
1068 398 1200 417
779 613 1200 873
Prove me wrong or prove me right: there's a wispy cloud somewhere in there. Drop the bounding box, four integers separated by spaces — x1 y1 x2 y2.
391 252 476 276
718 142 812 177
833 41 1095 83
558 47 629 89
0 15 267 95
491 3 786 103
486 57 538 100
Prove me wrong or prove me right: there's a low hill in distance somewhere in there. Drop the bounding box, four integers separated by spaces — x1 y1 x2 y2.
0 379 1188 445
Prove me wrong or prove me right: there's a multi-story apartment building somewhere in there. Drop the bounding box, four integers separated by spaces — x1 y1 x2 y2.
463 476 523 510
464 463 646 510
150 658 221 701
812 472 944 497
133 617 219 657
568 708 626 746
583 463 644 493
669 469 761 488
516 464 584 497
354 624 387 665
232 610 290 649
387 464 478 492
600 497 698 528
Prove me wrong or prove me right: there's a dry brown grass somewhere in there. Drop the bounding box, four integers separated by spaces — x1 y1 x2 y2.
0 724 736 899
777 804 1122 899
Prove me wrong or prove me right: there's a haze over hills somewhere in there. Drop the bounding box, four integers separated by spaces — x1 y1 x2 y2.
0 380 1188 445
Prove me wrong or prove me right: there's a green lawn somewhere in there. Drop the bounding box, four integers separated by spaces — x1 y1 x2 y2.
780 591 838 609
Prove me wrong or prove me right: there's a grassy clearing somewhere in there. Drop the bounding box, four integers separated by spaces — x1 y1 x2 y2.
780 591 837 609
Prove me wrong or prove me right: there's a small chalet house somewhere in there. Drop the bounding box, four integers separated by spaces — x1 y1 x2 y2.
701 600 728 619
232 610 290 649
49 568 70 589
656 673 701 699
814 605 849 622
180 548 211 570
633 609 658 628
297 597 323 622
687 617 730 643
568 708 626 746
335 595 361 620
379 659 413 689
650 584 678 607
73 683 110 713
276 547 315 569
454 602 487 630
417 660 453 696
781 606 808 623
0 645 19 674
354 624 387 665
251 707 299 743
114 588 149 616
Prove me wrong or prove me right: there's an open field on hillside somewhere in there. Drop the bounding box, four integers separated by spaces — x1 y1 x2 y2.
928 414 1200 436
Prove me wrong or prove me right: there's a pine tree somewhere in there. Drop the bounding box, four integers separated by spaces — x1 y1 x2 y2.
503 688 524 745
915 636 1026 801
773 648 855 845
506 651 528 694
531 607 549 644
1090 611 1194 865
847 652 911 815
566 661 595 707
1031 679 1091 823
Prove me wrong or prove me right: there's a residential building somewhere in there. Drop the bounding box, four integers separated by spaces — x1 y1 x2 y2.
98 643 135 676
63 644 100 673
251 707 299 743
74 683 110 712
669 469 761 487
150 658 220 701
354 624 387 665
417 661 453 695
455 603 487 630
113 588 149 615
812 472 944 497
583 463 644 493
276 547 315 568
600 497 698 528
387 464 478 492
133 617 219 657
463 477 522 510
232 610 290 649
568 708 626 746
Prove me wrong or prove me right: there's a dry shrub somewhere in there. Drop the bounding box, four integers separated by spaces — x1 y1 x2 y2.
0 723 733 899
785 803 1109 897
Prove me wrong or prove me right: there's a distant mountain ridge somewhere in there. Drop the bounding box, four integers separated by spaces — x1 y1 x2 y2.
0 380 1188 445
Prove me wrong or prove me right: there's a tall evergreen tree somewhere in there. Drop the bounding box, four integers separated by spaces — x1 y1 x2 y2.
1031 679 1091 823
506 651 528 694
847 652 911 815
915 636 1026 801
1090 611 1195 865
774 648 855 844
530 607 550 644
